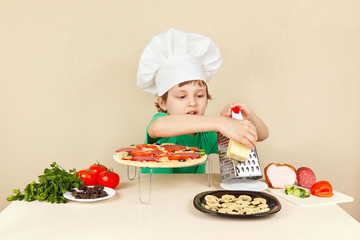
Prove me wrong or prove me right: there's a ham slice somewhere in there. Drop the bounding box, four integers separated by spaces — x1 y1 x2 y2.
174 152 201 159
116 147 138 153
264 163 297 189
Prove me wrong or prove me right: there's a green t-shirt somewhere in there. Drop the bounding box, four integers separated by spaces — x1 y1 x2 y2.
141 112 218 174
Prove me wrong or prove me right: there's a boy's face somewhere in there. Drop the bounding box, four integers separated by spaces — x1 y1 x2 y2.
158 81 208 116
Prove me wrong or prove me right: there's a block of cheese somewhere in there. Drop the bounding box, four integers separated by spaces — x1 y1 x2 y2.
226 106 251 162
226 139 251 162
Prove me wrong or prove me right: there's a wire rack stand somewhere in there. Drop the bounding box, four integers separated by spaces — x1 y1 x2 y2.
127 165 136 180
126 156 212 204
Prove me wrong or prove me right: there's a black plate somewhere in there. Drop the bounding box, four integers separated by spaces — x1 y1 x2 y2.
193 190 281 218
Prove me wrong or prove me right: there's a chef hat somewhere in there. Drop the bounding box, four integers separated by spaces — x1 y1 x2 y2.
137 28 223 96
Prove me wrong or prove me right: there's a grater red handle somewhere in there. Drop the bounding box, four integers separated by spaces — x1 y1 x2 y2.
231 106 243 120
232 106 240 114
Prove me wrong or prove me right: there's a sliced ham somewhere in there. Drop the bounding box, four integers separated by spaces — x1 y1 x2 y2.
297 167 316 189
161 144 186 151
174 152 201 159
132 156 159 162
116 147 138 153
264 163 297 189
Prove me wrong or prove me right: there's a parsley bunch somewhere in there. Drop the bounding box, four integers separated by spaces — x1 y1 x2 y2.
7 162 84 204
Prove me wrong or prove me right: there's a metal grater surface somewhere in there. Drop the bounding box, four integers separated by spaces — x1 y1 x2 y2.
217 132 263 182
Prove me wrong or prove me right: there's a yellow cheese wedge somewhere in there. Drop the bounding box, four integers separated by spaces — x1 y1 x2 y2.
226 139 251 162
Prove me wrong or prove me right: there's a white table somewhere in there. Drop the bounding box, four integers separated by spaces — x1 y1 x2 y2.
0 174 359 240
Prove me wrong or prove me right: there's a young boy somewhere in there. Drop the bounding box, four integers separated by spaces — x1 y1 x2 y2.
137 29 269 173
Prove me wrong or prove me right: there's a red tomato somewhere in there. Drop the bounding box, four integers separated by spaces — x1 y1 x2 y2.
98 170 120 189
76 170 97 186
310 180 334 197
89 162 108 177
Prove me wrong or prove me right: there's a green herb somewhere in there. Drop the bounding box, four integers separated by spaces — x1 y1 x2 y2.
7 162 84 204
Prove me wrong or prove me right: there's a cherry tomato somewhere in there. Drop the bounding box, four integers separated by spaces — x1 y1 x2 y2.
98 170 120 189
310 180 334 197
76 170 97 186
89 162 108 177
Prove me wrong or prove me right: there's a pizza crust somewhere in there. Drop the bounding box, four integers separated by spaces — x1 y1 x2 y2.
113 153 208 168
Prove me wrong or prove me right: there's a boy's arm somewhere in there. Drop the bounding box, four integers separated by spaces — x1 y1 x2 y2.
148 114 258 149
247 113 269 141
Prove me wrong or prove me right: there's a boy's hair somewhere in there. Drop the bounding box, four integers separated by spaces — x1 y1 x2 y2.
155 80 212 113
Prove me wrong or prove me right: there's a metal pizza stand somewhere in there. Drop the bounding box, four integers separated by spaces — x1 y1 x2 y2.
113 152 212 204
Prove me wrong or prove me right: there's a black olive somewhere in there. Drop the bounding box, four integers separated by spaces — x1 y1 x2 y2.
70 185 108 200
100 191 108 197
179 159 186 162
90 193 99 199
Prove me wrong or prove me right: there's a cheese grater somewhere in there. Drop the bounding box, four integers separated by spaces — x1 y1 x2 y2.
217 107 267 191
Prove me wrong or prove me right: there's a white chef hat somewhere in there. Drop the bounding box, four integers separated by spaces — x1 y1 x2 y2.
137 28 223 96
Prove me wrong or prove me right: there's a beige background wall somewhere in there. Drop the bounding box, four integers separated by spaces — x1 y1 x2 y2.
1 0 359 221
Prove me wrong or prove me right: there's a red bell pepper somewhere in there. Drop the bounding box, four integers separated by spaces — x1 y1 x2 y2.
310 180 334 198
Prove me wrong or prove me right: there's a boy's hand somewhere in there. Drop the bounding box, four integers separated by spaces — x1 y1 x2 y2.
219 117 258 149
220 102 254 120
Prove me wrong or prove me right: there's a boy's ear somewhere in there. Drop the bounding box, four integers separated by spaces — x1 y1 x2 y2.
157 97 167 112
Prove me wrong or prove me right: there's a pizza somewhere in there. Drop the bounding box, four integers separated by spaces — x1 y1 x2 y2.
113 143 207 168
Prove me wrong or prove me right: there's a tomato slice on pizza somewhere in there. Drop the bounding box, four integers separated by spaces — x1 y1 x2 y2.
136 144 159 150
131 150 153 156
